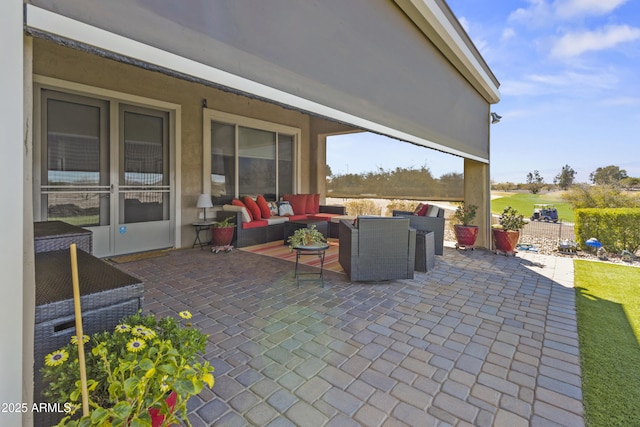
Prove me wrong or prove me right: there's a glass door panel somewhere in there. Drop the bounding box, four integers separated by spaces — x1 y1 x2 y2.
115 105 172 255
238 126 276 198
120 110 169 224
41 92 110 228
211 122 236 204
278 134 294 197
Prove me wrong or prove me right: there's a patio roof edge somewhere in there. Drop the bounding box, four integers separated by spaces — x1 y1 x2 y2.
24 4 489 164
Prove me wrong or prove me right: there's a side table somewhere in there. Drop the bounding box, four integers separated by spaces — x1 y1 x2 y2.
192 221 215 249
293 243 330 287
415 230 436 272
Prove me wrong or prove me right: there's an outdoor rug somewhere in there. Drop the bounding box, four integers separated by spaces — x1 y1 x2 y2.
240 239 344 273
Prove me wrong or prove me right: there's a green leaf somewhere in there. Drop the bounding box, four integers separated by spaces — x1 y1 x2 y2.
129 418 152 427
158 364 177 375
124 376 140 396
90 407 109 424
112 401 132 419
174 379 196 395
139 358 154 371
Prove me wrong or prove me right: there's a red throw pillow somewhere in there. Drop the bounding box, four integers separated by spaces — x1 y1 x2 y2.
232 198 252 221
413 203 424 215
305 194 315 214
312 193 320 213
283 194 308 215
256 195 271 219
242 196 262 220
418 203 429 216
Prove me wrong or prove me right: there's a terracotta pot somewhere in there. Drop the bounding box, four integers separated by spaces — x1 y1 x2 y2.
211 226 234 246
149 391 177 427
492 228 520 253
453 225 478 248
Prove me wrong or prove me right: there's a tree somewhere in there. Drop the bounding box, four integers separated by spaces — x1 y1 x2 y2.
589 165 628 186
526 170 544 194
553 164 576 190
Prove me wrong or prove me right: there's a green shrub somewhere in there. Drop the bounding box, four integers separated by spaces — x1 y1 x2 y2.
385 200 418 216
564 184 640 209
344 199 379 216
575 208 640 253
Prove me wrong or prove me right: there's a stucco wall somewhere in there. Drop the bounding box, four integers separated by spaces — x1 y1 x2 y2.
32 38 348 248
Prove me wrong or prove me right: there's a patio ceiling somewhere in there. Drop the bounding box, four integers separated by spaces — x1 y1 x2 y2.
25 0 499 163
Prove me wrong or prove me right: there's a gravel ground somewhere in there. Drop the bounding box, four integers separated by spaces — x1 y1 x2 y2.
326 197 639 267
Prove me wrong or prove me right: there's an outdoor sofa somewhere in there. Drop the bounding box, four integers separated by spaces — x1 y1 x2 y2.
338 216 416 281
392 204 445 255
216 194 346 248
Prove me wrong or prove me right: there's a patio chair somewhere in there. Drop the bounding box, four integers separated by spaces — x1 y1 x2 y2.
392 208 445 255
339 216 416 281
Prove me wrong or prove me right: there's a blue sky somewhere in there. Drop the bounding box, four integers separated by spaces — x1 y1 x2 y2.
327 0 640 184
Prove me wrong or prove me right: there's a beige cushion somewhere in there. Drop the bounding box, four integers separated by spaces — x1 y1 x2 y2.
426 205 441 217
222 204 251 223
266 216 290 225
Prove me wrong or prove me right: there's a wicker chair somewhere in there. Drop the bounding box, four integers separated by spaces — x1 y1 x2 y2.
392 209 445 255
339 217 416 281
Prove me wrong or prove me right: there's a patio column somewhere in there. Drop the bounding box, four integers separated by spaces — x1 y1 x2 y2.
464 159 491 249
1 2 31 425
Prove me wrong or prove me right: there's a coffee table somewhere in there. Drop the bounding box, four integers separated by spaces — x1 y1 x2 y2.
293 243 330 287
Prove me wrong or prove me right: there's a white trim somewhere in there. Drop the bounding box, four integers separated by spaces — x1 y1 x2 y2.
33 75 183 250
25 4 488 163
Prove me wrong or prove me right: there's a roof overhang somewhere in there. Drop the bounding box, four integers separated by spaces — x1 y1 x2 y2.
25 2 498 164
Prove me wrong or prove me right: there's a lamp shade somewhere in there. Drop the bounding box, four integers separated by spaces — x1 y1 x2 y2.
196 194 213 209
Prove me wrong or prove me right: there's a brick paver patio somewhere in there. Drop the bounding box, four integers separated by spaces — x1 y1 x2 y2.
115 245 584 426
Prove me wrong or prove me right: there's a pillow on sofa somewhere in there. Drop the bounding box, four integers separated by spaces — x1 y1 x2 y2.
306 193 320 214
426 205 441 217
256 195 271 219
413 203 429 216
243 196 262 220
283 194 308 215
223 204 251 223
278 201 294 216
232 198 252 221
268 201 279 216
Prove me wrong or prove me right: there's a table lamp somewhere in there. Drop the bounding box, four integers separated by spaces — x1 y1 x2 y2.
196 194 213 222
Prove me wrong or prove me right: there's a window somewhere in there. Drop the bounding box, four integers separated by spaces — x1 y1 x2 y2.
204 110 299 204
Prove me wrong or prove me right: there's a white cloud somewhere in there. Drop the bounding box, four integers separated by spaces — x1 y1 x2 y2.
508 0 629 26
501 28 517 42
501 69 618 96
551 25 640 57
554 0 629 18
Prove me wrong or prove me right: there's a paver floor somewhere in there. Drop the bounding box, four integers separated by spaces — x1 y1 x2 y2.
116 245 584 427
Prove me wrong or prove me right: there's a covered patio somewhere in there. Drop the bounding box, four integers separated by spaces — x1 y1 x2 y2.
115 245 584 426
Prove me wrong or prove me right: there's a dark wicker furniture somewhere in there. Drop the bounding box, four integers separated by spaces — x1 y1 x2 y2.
33 248 143 426
217 204 345 248
338 217 416 281
392 210 445 255
34 220 93 254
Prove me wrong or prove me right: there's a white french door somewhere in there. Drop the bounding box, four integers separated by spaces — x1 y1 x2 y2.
39 90 174 257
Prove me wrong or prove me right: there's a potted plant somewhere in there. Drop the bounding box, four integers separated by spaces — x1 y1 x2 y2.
41 310 214 426
492 206 526 255
287 225 327 250
452 202 478 250
211 215 235 247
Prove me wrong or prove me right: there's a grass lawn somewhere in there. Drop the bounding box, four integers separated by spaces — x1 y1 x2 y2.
491 192 575 222
574 260 640 426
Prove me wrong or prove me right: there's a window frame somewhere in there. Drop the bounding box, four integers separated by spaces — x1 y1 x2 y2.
202 109 300 203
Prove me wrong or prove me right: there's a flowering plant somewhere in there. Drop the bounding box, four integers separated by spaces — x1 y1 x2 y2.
41 310 214 426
